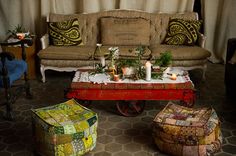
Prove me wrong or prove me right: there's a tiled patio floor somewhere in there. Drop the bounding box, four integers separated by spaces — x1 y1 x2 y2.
0 62 235 156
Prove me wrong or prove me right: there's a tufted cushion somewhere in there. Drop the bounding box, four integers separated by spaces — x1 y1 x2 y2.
94 45 151 60
48 18 83 46
150 45 211 60
0 59 27 87
100 17 150 46
38 46 95 60
164 18 202 46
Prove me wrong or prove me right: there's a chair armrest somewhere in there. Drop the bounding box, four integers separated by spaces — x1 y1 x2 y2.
198 33 206 48
40 34 49 49
0 52 15 62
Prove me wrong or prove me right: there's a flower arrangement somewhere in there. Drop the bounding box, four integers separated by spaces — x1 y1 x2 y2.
108 47 119 68
116 45 146 80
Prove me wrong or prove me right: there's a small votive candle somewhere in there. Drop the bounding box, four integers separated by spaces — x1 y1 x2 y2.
114 74 120 81
145 61 152 81
170 73 177 80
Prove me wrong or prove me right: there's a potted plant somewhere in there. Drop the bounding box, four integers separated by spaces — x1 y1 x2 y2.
7 24 31 40
116 59 138 77
150 51 172 79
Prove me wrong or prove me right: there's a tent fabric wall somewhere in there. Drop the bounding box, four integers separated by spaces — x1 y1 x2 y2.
0 0 194 41
201 0 236 63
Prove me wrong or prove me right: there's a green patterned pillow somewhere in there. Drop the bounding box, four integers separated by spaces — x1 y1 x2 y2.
48 18 83 46
164 18 202 46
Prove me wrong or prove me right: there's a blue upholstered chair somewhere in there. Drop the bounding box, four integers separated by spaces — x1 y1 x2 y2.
0 39 33 120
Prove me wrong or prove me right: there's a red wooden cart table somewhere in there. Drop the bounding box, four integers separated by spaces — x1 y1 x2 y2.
66 67 196 116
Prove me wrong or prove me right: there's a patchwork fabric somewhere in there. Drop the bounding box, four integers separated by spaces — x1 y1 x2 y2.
32 99 97 156
164 18 202 46
49 18 83 46
153 102 222 156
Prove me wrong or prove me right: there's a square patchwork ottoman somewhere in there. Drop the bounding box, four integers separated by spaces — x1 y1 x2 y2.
31 99 98 156
153 102 222 156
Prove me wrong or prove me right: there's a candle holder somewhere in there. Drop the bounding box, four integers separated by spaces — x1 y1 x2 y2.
113 74 120 81
170 73 177 80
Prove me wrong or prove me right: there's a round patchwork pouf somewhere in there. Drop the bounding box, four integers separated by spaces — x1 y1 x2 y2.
153 102 222 156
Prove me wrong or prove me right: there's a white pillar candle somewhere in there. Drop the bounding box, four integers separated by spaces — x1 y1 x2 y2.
145 61 151 81
100 56 105 67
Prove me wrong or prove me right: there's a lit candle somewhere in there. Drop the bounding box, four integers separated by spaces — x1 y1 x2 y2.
170 73 177 80
100 56 105 67
145 61 151 81
114 74 120 81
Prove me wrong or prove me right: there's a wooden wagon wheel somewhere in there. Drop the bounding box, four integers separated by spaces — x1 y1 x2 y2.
116 100 146 117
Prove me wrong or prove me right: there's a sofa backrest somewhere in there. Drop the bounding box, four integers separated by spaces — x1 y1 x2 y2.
49 9 198 46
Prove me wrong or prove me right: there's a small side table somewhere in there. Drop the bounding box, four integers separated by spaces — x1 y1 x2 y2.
1 39 36 79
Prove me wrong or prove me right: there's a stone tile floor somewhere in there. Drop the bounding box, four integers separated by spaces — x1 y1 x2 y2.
0 62 236 156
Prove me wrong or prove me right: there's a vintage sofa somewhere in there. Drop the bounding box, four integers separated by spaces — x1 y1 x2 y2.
38 9 211 82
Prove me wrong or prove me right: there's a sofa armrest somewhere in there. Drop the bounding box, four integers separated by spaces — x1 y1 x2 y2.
40 34 49 49
198 33 206 48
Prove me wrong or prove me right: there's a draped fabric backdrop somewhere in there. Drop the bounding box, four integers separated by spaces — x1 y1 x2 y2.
0 0 235 63
201 0 236 63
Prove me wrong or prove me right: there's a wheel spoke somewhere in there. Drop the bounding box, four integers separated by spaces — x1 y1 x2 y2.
116 100 145 117
131 102 142 113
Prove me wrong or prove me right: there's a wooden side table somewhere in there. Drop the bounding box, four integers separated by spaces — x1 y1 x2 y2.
2 39 36 79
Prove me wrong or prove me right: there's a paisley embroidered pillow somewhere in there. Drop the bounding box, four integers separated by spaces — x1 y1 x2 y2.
164 18 202 46
48 18 83 46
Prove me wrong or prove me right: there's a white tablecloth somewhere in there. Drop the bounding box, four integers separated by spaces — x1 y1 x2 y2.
72 67 192 84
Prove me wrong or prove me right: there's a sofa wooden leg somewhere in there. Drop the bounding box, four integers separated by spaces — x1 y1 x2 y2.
40 65 46 83
202 64 207 81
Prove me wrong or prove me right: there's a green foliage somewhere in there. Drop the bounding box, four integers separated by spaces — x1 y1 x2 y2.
116 45 147 80
116 59 138 68
151 72 163 79
154 51 172 67
90 63 106 75
7 24 26 36
135 45 146 58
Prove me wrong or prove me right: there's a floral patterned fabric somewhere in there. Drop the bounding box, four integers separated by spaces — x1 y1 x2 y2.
153 102 222 156
31 99 97 156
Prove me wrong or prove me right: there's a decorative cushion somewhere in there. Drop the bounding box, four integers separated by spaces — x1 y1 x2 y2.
164 18 202 46
38 46 96 60
100 17 150 46
48 18 83 46
150 44 211 60
31 99 97 156
153 102 222 156
0 59 27 87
